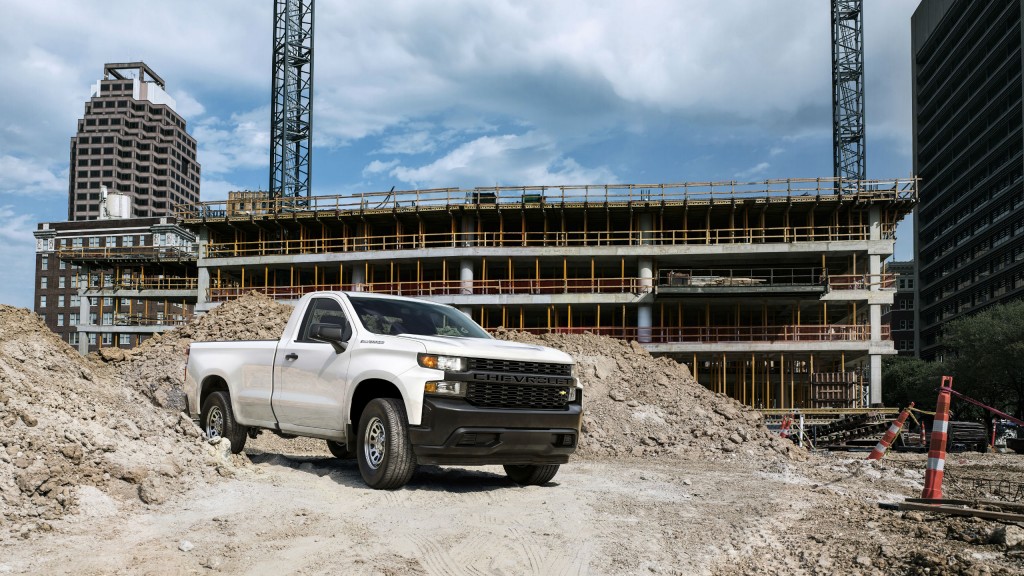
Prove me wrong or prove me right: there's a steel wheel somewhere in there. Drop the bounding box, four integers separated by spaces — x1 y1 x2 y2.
364 416 387 469
205 405 225 439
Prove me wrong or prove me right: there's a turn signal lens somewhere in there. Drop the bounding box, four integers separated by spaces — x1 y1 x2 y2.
424 381 464 397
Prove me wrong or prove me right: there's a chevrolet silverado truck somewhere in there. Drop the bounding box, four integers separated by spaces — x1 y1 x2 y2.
184 291 582 489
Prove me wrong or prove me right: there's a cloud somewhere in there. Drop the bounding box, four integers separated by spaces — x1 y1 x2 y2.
192 107 269 176
388 131 617 188
734 162 771 180
0 155 67 196
0 205 38 308
172 90 206 119
362 159 400 177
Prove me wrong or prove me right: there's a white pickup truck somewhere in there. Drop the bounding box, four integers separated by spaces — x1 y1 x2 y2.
184 292 582 489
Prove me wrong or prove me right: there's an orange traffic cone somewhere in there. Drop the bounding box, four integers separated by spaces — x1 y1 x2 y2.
867 402 914 460
922 376 953 499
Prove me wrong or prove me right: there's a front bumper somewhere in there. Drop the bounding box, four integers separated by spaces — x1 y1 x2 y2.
408 396 583 466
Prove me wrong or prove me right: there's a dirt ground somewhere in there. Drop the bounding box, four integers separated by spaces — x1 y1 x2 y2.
3 440 1024 575
3 295 1024 575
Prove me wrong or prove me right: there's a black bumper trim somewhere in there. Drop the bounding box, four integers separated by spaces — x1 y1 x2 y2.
409 396 583 466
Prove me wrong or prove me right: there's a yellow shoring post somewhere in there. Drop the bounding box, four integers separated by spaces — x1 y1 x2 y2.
264 266 268 290
750 354 755 406
596 304 601 328
314 265 319 290
547 306 551 329
780 354 785 409
519 306 523 330
241 267 245 289
790 356 795 409
568 304 572 329
693 353 698 384
721 352 726 395
502 306 507 328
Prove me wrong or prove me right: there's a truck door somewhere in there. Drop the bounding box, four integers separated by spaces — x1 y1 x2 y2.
272 296 352 433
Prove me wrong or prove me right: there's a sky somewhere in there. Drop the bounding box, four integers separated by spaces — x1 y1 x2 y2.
0 0 922 308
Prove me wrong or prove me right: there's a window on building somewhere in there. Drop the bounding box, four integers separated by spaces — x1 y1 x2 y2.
57 314 64 327
69 333 80 345
59 259 66 270
58 276 66 289
89 313 97 325
103 275 113 288
39 295 46 308
58 295 65 308
70 313 79 325
119 334 130 346
899 320 907 330
72 237 83 248
87 333 96 345
106 236 117 247
89 237 99 248
41 256 48 270
71 294 80 307
40 276 47 289
102 312 113 325
102 333 113 346
124 236 134 247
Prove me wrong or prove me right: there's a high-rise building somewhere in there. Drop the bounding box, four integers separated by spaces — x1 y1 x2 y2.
68 62 200 221
912 1 1024 360
882 260 916 356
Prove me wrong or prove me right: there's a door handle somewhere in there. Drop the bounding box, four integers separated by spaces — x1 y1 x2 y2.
285 353 298 361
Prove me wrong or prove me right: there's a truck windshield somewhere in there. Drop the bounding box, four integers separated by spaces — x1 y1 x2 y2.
348 296 491 339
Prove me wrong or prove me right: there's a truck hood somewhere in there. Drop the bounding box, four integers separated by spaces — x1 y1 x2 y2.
395 334 573 365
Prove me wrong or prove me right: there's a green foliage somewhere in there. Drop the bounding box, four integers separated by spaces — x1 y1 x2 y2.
941 299 1024 420
882 355 946 412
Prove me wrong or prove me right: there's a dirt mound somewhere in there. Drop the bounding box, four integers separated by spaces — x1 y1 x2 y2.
0 305 216 539
494 330 805 461
106 292 294 409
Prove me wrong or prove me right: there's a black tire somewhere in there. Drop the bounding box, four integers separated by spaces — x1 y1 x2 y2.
503 464 559 486
356 398 416 489
200 391 247 454
326 439 354 459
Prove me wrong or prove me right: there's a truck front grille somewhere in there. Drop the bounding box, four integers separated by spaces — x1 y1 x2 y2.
466 382 572 410
466 358 572 377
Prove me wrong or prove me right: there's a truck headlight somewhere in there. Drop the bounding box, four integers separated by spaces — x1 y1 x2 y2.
418 354 466 372
424 381 465 397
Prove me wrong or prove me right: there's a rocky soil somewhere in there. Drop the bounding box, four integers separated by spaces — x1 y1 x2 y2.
1 293 1023 574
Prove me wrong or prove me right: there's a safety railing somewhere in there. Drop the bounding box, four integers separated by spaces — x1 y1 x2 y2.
57 246 197 262
207 277 644 301
498 324 889 343
202 224 885 258
176 177 918 220
827 273 897 290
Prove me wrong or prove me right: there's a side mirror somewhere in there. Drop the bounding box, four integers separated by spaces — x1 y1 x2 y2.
311 322 352 354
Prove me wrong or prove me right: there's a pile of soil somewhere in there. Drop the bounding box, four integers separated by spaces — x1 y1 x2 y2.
0 305 215 539
103 292 295 410
494 329 805 461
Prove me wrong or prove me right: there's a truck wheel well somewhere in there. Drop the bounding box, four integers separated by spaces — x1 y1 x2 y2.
200 376 229 410
350 379 403 432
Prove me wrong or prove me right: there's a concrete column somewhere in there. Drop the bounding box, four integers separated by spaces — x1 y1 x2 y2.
196 229 209 306
351 266 365 292
868 205 883 405
868 206 882 240
637 210 655 343
460 259 474 295
78 292 90 355
870 354 882 406
461 214 477 247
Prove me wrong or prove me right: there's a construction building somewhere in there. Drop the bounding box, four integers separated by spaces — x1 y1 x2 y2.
882 260 916 356
174 177 915 410
35 62 201 353
912 1 1024 360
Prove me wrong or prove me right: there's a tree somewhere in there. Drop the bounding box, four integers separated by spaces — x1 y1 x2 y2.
882 355 946 412
942 299 1024 422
